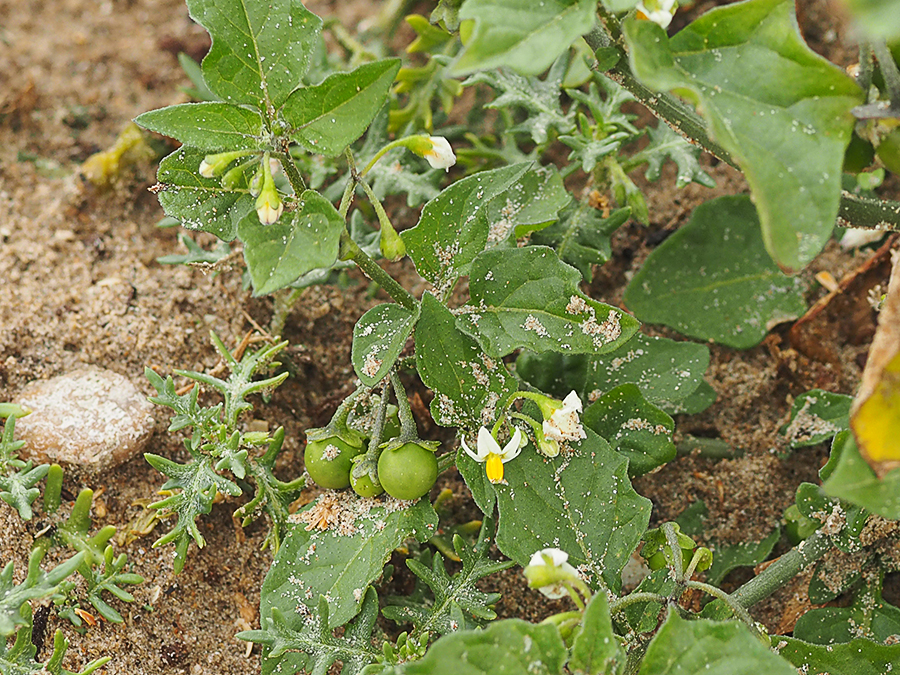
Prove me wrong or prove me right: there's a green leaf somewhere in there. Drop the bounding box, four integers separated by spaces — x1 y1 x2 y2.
396 619 567 675
842 0 900 41
780 389 852 448
463 66 574 144
624 0 863 271
639 123 716 189
186 0 323 111
703 526 780 587
459 246 639 358
639 610 798 675
238 189 345 295
260 492 438 673
531 203 630 282
793 574 900 645
623 195 807 349
402 163 529 294
352 303 418 386
794 481 867 554
823 432 900 520
481 166 570 244
283 59 401 156
496 429 652 593
416 293 516 432
134 102 264 151
453 0 596 76
773 635 900 674
247 590 381 675
383 525 513 636
570 592 625 675
155 146 254 241
583 383 676 478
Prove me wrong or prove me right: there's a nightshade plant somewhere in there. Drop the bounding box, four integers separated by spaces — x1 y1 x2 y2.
134 0 900 673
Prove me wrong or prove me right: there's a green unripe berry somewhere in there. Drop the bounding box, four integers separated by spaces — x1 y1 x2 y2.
305 437 365 489
377 442 438 501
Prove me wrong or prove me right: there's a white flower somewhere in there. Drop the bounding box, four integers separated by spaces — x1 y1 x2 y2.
635 0 678 29
461 427 523 484
256 191 283 225
199 159 216 178
524 548 579 599
542 390 586 442
422 136 456 171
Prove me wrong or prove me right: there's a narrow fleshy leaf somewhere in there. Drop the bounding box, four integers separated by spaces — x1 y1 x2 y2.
624 0 863 271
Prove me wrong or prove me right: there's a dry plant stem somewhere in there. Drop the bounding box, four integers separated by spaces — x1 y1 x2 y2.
584 22 900 232
731 530 833 609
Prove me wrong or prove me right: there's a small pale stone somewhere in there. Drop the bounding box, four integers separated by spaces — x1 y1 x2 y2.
12 367 155 472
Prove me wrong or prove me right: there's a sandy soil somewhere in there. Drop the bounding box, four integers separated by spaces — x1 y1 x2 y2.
0 0 896 673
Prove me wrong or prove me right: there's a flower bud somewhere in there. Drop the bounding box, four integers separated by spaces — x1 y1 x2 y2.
255 154 283 225
523 548 580 599
405 135 456 171
635 0 679 29
199 150 254 178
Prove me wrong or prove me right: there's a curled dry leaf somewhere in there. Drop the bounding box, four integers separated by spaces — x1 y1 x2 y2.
851 245 900 477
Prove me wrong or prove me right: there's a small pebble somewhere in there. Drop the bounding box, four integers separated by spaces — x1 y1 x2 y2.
12 367 155 472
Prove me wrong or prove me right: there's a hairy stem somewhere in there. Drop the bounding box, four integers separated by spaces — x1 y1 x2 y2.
731 530 833 609
683 580 763 639
583 22 900 231
275 151 306 195
339 231 418 311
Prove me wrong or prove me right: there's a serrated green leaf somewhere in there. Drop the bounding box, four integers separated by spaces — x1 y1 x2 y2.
186 0 322 111
352 303 418 386
496 429 652 593
398 619 567 675
780 390 852 448
570 592 625 675
402 163 529 294
842 0 900 41
624 0 863 271
583 383 675 478
416 293 515 432
823 431 900 520
703 527 780 587
773 635 900 674
156 146 254 241
453 0 596 76
624 195 807 348
459 246 639 358
531 203 630 282
639 123 716 189
639 610 797 675
463 67 574 144
238 189 344 295
135 102 265 151
283 59 401 156
262 498 437 631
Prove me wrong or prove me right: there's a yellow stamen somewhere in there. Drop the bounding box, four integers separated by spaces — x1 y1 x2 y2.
486 453 504 484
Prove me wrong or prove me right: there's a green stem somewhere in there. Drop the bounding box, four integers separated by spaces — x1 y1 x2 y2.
339 231 418 311
390 371 418 442
360 137 416 177
583 23 900 232
338 179 356 219
683 580 762 638
873 40 900 109
609 591 669 615
662 523 685 582
366 382 391 458
275 151 306 195
730 529 833 609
